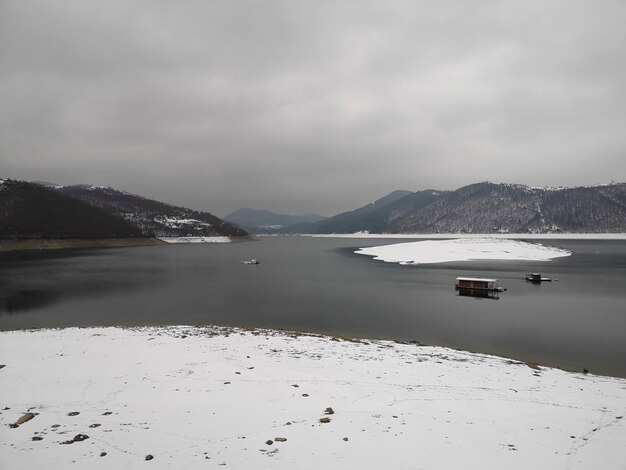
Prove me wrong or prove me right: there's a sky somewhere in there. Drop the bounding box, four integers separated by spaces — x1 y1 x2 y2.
1 1 625 217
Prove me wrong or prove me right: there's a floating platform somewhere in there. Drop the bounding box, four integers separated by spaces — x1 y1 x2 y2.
525 273 552 283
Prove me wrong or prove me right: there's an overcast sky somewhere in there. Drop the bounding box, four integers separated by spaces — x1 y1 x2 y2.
1 1 625 216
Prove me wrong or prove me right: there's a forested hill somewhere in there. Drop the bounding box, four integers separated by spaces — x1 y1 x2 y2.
56 185 247 238
311 189 432 234
0 179 143 239
3 178 623 238
310 182 626 234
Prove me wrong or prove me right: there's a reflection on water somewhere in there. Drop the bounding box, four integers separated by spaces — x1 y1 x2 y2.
1 238 625 378
0 248 168 316
0 288 60 314
456 288 500 300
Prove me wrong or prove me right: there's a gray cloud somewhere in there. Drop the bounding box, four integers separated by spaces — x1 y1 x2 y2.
1 0 625 216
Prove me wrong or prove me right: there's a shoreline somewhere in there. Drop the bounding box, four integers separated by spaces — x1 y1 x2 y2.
0 238 167 252
0 323 615 378
0 236 257 252
1 325 625 469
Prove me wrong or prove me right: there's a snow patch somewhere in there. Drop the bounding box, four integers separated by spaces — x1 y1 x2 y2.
310 233 626 240
159 236 231 243
355 238 572 265
0 326 624 469
154 216 212 229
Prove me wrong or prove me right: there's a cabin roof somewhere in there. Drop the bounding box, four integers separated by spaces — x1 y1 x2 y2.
456 277 498 282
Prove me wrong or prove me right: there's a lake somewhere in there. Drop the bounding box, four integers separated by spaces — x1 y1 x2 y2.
1 237 625 377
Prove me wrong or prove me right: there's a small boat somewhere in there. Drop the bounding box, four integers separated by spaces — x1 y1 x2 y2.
455 277 505 292
525 273 552 283
241 259 259 265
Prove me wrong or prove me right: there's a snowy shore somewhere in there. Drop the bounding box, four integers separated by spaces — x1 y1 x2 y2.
1 327 625 469
158 236 258 244
158 236 232 244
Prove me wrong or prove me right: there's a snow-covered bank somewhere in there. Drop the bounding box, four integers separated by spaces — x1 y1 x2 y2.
311 233 626 240
355 238 572 265
1 327 624 469
159 236 232 244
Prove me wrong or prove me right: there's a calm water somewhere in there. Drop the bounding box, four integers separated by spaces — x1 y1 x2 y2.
1 237 625 377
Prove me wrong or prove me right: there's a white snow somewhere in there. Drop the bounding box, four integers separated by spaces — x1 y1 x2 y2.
311 233 626 240
355 238 572 265
154 216 212 229
1 326 624 469
159 236 231 244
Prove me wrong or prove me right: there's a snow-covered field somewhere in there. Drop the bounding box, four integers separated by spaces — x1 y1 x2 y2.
158 236 232 244
1 327 624 469
355 238 572 265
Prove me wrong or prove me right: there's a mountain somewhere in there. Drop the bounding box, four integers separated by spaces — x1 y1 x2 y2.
223 208 326 234
56 185 247 237
4 178 623 239
0 179 143 239
392 182 626 233
310 182 626 234
312 190 424 233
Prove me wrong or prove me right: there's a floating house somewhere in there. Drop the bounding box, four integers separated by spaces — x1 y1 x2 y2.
455 277 503 292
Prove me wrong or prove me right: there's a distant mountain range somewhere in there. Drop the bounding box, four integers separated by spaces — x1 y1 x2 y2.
223 208 326 234
3 178 625 240
0 179 247 240
311 190 416 234
229 182 626 234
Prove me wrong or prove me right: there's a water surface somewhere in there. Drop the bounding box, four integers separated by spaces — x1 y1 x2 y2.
1 237 625 377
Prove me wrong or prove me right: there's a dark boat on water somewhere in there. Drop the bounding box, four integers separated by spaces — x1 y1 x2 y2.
525 273 552 283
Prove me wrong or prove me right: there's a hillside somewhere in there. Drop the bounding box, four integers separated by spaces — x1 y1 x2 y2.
311 182 626 234
313 190 438 234
224 208 325 234
56 185 247 238
0 179 144 239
